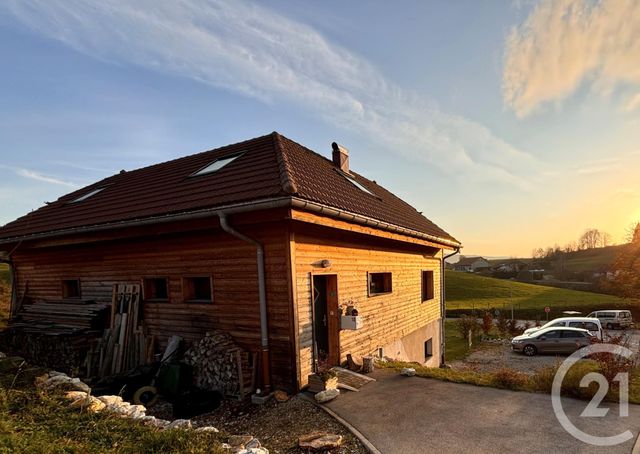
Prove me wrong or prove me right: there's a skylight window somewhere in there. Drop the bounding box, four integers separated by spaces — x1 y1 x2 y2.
70 188 105 203
342 173 374 195
192 152 243 176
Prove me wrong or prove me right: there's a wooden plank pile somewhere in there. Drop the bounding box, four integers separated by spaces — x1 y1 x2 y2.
1 298 110 374
90 284 155 377
183 331 255 399
8 299 109 335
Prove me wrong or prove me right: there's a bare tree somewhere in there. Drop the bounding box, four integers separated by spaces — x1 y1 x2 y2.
625 221 640 243
579 228 602 250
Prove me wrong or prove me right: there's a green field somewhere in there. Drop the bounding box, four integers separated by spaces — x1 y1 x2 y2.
445 270 639 319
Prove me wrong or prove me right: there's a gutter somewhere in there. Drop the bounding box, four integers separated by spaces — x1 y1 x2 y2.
217 212 271 395
440 246 460 366
0 196 461 249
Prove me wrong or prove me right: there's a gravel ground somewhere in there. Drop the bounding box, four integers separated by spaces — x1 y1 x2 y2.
449 343 562 374
449 329 640 374
148 395 367 454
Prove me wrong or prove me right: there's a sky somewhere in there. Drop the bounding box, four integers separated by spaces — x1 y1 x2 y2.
0 0 639 257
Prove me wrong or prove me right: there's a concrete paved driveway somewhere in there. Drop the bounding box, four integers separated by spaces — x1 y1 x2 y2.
325 370 640 454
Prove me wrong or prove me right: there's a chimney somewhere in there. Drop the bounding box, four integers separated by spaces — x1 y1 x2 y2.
331 142 349 173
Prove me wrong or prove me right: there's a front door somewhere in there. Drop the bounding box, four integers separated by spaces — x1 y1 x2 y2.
312 274 339 369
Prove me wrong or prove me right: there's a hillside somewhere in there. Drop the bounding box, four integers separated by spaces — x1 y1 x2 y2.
445 270 638 319
560 245 623 272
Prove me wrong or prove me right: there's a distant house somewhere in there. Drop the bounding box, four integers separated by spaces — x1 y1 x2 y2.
454 256 490 272
0 132 460 393
495 260 527 274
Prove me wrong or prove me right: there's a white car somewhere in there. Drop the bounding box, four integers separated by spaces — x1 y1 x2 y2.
524 317 603 340
587 310 633 329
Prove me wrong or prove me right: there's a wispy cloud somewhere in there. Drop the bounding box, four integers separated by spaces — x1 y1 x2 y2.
503 0 640 117
575 157 621 176
0 164 79 188
4 0 539 189
624 93 640 113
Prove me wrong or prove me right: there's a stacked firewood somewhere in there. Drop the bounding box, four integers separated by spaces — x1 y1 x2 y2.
183 331 254 399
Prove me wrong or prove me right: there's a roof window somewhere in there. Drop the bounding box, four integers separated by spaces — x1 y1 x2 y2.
341 172 374 195
192 152 243 176
70 188 105 203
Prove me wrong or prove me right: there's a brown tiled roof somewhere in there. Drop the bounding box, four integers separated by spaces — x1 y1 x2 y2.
0 132 459 245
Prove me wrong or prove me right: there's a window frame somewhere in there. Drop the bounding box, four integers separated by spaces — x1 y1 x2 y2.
367 272 392 296
182 276 213 303
62 279 81 299
421 270 435 302
142 277 170 302
424 338 433 360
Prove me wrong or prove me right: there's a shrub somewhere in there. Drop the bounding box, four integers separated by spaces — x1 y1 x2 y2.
589 335 636 383
491 368 529 390
456 315 479 341
507 319 523 337
497 313 508 337
481 312 493 335
531 364 559 393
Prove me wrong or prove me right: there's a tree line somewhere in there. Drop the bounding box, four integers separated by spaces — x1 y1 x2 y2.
531 228 613 261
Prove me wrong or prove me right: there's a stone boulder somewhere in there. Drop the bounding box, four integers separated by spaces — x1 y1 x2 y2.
400 368 416 377
299 432 343 451
314 388 340 403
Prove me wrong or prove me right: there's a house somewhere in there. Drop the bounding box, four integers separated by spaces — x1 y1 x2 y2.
453 256 490 272
0 132 460 393
494 259 527 274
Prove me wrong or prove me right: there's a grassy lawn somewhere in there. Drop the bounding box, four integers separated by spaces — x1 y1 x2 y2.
445 271 639 319
444 320 480 361
0 361 227 453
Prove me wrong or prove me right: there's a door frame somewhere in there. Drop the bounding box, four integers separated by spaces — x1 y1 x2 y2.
310 272 340 371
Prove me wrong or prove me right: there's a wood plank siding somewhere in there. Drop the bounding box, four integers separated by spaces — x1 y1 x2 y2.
11 216 296 391
290 218 444 387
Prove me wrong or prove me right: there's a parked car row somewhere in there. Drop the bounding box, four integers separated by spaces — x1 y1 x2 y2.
511 310 634 356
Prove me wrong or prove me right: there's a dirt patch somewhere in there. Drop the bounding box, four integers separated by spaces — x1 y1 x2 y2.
149 395 367 454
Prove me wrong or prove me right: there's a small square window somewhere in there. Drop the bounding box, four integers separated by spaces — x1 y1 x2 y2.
62 279 81 299
368 272 392 296
143 278 169 301
183 277 212 302
424 338 433 360
422 270 434 301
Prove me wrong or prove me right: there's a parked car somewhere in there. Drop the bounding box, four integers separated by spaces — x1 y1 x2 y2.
586 310 633 330
524 317 603 340
511 327 594 356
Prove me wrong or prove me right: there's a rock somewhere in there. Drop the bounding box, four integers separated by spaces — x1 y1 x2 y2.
70 396 106 413
64 391 88 402
49 371 67 377
0 352 5 358
98 395 123 406
400 367 416 377
70 378 91 393
221 443 231 449
299 433 343 451
167 419 192 430
237 449 269 454
244 438 261 449
314 388 340 403
228 434 254 448
273 390 289 403
35 373 49 387
194 426 219 433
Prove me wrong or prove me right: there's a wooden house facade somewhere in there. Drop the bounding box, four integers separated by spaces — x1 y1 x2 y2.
0 133 460 393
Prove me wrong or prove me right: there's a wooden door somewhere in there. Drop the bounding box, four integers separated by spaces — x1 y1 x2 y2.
312 274 340 368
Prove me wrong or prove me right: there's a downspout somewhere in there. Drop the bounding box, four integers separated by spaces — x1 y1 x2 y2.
217 212 271 394
440 246 460 367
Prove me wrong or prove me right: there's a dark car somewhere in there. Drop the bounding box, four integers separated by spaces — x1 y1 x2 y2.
511 327 593 356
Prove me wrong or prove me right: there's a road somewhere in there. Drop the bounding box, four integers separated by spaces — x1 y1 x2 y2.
325 369 640 454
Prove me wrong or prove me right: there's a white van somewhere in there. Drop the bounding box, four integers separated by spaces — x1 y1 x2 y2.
524 317 603 340
586 310 633 329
